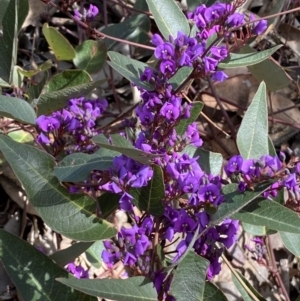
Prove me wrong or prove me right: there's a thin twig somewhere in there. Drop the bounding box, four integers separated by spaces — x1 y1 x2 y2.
266 236 290 301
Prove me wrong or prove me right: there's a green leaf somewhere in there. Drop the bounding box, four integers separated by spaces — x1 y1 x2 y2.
203 282 227 301
44 70 91 94
0 77 10 87
101 14 150 50
27 71 48 100
210 182 272 226
232 270 266 301
0 95 37 124
18 0 29 31
280 231 300 257
92 133 158 165
130 165 165 216
0 0 17 83
183 145 223 176
50 242 94 268
57 276 158 301
239 45 290 91
169 67 193 90
0 135 117 241
42 23 76 61
218 45 282 69
98 193 120 219
107 51 154 90
232 198 300 233
134 0 148 11
169 251 209 301
0 229 96 301
268 136 276 156
175 102 204 136
85 240 105 269
12 65 24 88
54 148 120 183
237 82 268 159
0 0 9 25
242 223 266 236
145 0 189 40
35 79 106 116
8 130 34 143
74 40 107 74
182 145 222 175
18 60 52 78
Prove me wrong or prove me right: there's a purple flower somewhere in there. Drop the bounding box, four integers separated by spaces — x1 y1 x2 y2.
86 4 99 20
119 192 134 211
67 263 89 279
160 60 176 75
185 122 203 147
36 115 60 132
225 155 243 177
198 183 222 206
152 34 164 46
212 71 228 82
160 102 180 121
210 46 228 60
252 19 267 35
155 43 175 60
203 57 218 73
207 258 221 280
37 132 50 144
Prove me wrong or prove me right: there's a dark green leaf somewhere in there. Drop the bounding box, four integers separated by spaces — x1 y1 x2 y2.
85 241 105 269
35 79 106 116
237 82 268 159
0 135 117 241
45 70 91 94
0 95 36 124
57 276 158 301
101 14 150 50
0 229 96 301
280 231 300 257
169 67 193 90
50 242 94 268
18 0 29 31
232 199 300 233
107 51 154 90
98 193 120 219
134 0 148 11
0 0 9 25
74 40 107 74
92 133 158 165
131 165 165 216
27 71 48 100
175 102 203 136
54 148 120 182
210 182 272 226
0 0 17 83
146 0 189 40
203 282 227 301
219 45 282 69
42 23 76 61
239 45 290 91
169 251 209 301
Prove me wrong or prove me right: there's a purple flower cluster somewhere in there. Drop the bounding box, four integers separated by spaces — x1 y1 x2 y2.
66 262 89 279
102 217 153 272
225 153 300 209
39 1 270 299
36 97 107 154
74 4 99 22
